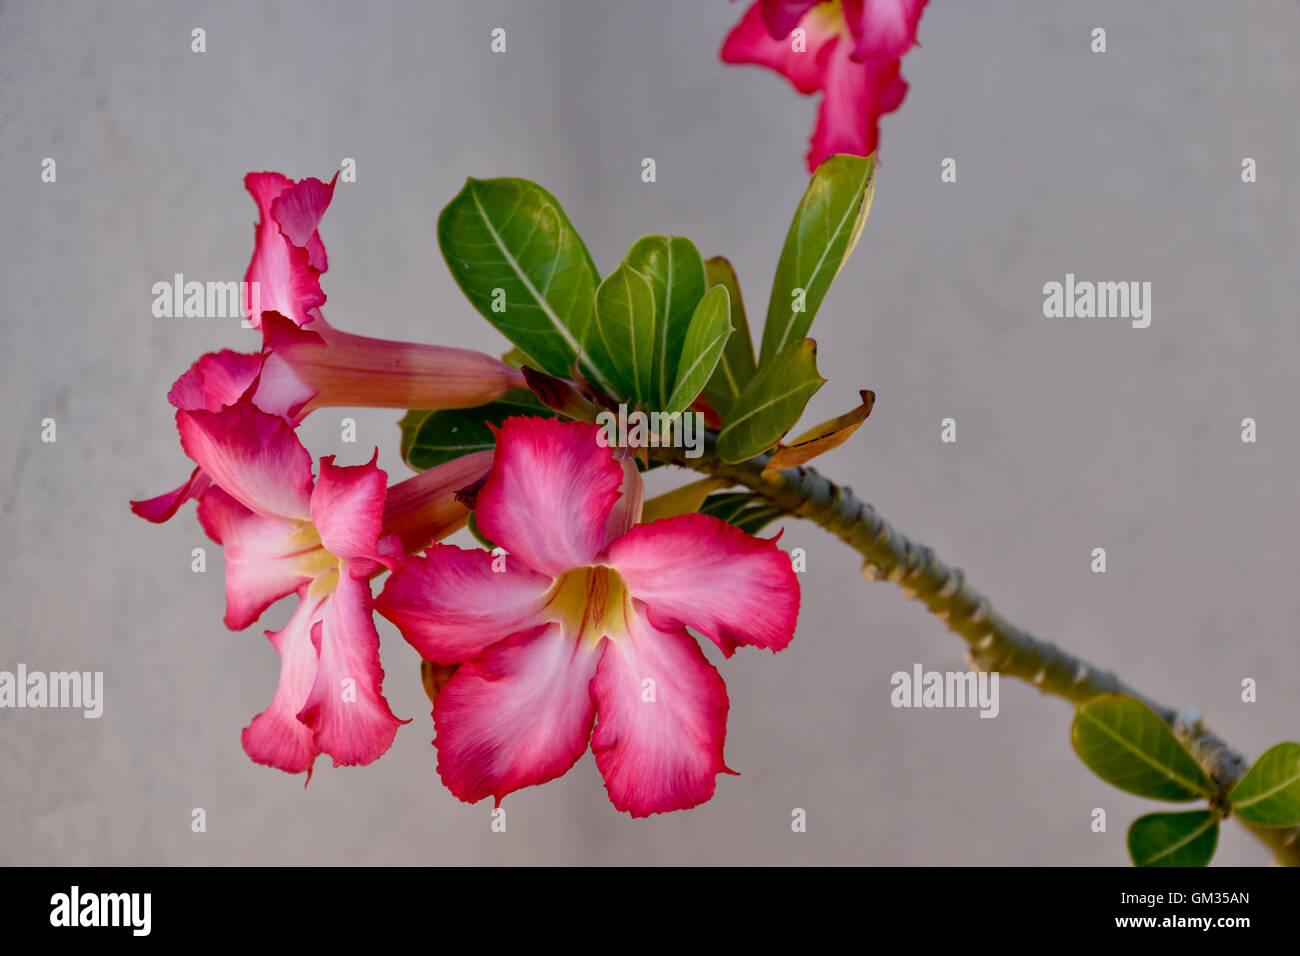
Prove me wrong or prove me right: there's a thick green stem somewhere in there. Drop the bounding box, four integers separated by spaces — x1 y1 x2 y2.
659 437 1300 865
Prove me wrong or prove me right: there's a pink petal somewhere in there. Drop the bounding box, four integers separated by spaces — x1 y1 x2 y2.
196 486 310 630
242 589 324 774
309 453 388 566
177 396 314 522
129 467 210 523
376 544 552 663
844 0 927 61
590 613 734 817
243 172 327 328
806 51 904 170
252 352 316 422
605 513 800 657
167 344 313 421
167 349 264 412
603 456 645 542
296 568 406 767
721 0 840 94
434 623 602 806
269 175 336 273
475 418 625 577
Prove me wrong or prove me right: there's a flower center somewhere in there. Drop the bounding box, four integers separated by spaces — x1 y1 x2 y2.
545 566 632 646
811 0 847 37
285 523 341 597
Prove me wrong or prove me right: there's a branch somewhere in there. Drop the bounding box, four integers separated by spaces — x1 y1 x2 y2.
658 436 1300 865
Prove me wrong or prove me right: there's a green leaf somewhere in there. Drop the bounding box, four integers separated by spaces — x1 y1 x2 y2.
716 338 825 463
437 177 614 392
593 263 657 406
665 285 732 414
1071 695 1215 802
466 511 498 550
701 256 758 419
1230 742 1300 826
399 391 549 471
760 154 875 366
625 235 708 408
1127 811 1219 867
500 346 532 370
763 389 874 475
700 493 785 535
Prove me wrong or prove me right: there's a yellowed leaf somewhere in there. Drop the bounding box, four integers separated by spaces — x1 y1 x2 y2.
641 477 729 523
762 389 874 476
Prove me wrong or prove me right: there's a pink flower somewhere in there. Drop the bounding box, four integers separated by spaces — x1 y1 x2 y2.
178 394 408 774
721 0 928 171
131 167 522 524
376 417 801 816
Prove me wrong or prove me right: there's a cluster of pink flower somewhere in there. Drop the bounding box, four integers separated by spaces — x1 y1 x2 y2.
722 0 929 171
133 173 800 816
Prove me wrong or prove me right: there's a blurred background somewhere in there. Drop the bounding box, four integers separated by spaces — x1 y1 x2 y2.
1 0 1297 865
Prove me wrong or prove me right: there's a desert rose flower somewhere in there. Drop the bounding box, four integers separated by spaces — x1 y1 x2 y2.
376 417 800 816
721 0 928 171
131 162 522 523
179 395 407 773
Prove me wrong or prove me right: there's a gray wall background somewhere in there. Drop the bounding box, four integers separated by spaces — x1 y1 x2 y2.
2 0 1297 865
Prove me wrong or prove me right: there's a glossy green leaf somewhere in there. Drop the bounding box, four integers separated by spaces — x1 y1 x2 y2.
701 256 757 419
593 263 657 406
761 154 875 366
437 177 614 391
625 235 708 408
399 392 549 471
1230 742 1300 826
716 338 825 463
700 493 785 535
1071 695 1215 802
665 285 732 414
1127 811 1219 867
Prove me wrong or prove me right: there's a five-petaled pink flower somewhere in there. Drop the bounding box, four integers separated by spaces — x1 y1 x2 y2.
376 417 801 816
722 0 928 171
179 394 408 775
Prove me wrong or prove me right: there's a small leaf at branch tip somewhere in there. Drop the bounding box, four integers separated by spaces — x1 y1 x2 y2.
1127 810 1219 867
760 155 874 366
1230 741 1300 827
716 338 825 463
762 387 875 476
1071 694 1215 802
